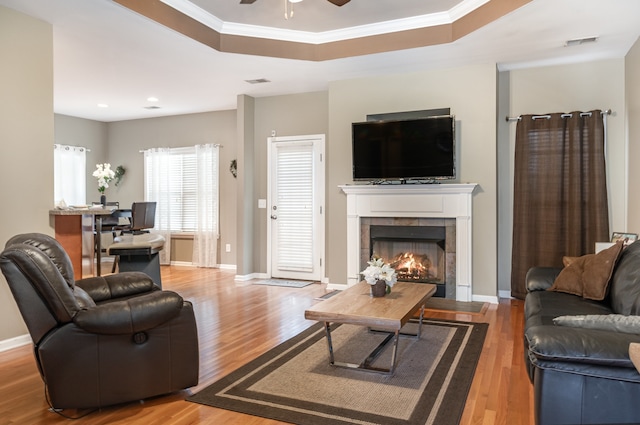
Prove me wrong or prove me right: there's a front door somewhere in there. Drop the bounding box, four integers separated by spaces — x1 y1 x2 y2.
268 135 325 281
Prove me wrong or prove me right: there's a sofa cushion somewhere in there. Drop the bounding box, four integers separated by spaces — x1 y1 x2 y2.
524 290 613 332
548 242 623 300
553 314 640 334
609 240 640 315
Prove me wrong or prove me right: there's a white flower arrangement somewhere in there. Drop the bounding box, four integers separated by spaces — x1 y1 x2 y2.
361 257 397 290
93 163 116 194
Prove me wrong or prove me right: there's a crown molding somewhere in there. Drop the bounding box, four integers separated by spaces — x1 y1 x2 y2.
159 0 492 43
116 0 531 61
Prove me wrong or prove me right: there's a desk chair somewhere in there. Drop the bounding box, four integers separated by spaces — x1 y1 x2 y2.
111 201 156 235
109 202 164 286
91 202 122 255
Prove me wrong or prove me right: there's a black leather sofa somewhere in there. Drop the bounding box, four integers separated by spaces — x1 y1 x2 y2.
524 240 640 425
0 233 199 410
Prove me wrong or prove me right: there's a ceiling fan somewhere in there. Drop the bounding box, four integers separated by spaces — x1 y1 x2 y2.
240 0 351 6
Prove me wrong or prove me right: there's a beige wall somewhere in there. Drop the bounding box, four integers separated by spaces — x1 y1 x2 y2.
627 38 640 233
101 111 237 265
498 59 627 294
252 92 329 274
0 7 54 341
327 64 498 299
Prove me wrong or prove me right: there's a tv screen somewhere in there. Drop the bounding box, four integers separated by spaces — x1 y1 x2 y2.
351 115 455 182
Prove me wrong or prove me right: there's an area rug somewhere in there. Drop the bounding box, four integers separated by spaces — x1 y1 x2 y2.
252 279 314 288
188 318 488 425
424 298 487 314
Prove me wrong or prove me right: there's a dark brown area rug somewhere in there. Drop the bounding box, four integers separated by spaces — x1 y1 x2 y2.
187 318 488 425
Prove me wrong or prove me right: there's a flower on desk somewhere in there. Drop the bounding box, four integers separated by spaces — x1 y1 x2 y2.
93 163 116 194
361 257 397 292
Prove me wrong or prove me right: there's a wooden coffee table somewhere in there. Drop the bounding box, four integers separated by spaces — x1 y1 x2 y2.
305 281 436 375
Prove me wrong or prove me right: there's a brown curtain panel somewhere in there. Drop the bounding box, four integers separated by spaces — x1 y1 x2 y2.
510 110 609 299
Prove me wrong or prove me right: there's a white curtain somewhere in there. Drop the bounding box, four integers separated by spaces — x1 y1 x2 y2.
193 144 219 267
144 144 219 267
144 148 172 265
54 144 87 206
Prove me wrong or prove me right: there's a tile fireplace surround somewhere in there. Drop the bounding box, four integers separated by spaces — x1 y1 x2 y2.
338 183 478 302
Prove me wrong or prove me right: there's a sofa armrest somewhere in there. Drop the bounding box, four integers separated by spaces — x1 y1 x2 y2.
75 272 157 302
526 325 640 368
73 290 184 334
526 267 562 292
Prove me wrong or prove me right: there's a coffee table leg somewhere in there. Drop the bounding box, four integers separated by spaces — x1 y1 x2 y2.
417 305 424 340
323 322 335 365
388 330 400 375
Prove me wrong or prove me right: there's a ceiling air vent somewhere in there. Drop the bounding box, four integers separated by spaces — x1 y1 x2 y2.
565 36 598 47
144 106 161 109
245 78 271 84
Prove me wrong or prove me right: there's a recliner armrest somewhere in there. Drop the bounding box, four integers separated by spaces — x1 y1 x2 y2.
73 290 184 334
76 272 157 302
526 267 562 292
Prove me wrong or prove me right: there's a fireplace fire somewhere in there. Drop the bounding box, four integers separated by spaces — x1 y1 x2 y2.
389 252 435 283
368 224 446 296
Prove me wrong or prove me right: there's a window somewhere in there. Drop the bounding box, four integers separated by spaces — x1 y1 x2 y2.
144 145 218 233
54 144 86 206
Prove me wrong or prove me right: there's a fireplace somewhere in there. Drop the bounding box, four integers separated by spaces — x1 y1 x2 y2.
361 219 455 298
339 184 477 302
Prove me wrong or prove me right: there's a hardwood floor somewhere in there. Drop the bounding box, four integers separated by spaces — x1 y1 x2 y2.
0 266 534 424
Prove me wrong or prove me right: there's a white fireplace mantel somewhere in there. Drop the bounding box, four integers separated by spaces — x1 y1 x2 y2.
338 183 478 302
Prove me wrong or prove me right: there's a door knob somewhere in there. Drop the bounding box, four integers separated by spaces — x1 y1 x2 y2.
271 215 278 220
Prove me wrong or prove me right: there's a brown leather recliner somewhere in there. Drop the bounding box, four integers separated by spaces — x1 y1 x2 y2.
0 233 199 410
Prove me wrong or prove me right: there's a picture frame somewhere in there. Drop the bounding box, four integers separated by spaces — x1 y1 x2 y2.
611 232 638 245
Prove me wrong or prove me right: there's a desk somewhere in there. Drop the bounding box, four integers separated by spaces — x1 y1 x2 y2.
49 208 114 278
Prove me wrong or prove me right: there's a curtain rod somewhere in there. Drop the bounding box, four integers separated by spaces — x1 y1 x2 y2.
54 143 91 152
505 109 612 122
139 144 222 153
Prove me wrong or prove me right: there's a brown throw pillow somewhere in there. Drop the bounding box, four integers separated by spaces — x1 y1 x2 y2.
548 242 624 300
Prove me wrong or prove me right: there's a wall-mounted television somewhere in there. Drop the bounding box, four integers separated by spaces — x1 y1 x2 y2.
351 115 456 183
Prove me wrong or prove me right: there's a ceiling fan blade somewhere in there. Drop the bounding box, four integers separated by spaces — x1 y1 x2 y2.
240 0 257 4
327 0 350 5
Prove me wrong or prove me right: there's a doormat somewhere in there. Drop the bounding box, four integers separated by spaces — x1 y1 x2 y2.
188 318 487 425
252 279 314 288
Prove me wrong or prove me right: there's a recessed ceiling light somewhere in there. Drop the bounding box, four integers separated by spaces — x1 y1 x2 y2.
97 103 109 108
245 78 271 84
147 97 159 102
565 36 598 47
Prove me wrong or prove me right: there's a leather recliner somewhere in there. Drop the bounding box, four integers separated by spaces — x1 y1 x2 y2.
0 233 199 410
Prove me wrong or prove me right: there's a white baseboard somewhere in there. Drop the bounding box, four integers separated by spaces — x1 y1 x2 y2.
218 264 237 271
498 290 513 299
326 282 348 291
0 334 31 353
472 294 499 304
234 272 268 282
169 261 194 267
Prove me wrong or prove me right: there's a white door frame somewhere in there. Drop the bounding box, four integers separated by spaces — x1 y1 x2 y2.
266 134 325 281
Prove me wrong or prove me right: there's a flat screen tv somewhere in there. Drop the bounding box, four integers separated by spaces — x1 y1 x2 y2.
352 115 455 183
